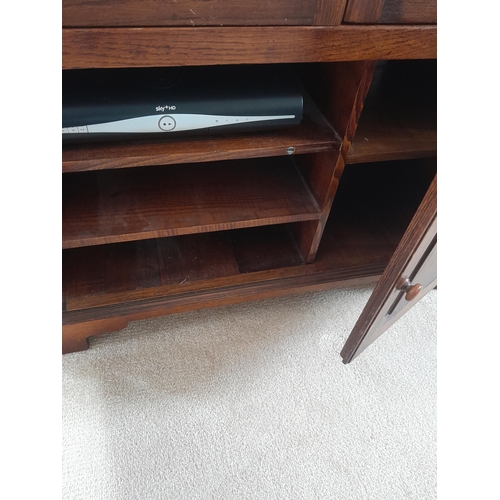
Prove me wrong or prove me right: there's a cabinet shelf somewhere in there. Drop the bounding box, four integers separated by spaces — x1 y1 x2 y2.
62 156 321 249
62 111 341 173
346 106 436 163
60 12 437 354
63 224 305 312
347 60 436 164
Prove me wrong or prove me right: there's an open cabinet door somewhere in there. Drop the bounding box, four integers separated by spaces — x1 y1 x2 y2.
341 174 437 363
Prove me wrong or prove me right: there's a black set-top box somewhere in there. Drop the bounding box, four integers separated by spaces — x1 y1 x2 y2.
62 65 304 143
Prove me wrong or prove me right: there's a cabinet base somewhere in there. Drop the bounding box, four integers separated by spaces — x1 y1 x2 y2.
62 318 130 354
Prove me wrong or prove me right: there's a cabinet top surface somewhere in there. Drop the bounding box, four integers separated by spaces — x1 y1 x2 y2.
62 25 437 70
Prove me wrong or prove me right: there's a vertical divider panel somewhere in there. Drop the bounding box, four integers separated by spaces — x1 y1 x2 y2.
291 152 345 263
290 60 378 264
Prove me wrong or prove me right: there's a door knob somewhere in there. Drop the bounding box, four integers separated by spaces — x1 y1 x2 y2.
397 276 423 301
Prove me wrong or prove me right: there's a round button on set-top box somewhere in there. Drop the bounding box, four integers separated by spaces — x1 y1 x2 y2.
158 115 176 131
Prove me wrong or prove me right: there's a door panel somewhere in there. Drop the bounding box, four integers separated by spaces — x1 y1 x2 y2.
340 174 436 363
343 0 437 24
62 0 348 27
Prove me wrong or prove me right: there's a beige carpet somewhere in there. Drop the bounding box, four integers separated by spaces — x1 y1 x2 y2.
62 285 437 499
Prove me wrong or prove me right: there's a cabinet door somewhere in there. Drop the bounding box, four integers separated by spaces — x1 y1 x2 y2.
62 0 348 27
344 0 437 24
340 174 436 363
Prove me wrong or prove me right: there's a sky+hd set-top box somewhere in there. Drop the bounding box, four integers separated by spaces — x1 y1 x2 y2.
62 65 304 143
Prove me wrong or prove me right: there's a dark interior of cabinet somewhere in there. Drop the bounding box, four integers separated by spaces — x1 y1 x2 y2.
321 156 436 256
347 59 437 164
63 157 436 314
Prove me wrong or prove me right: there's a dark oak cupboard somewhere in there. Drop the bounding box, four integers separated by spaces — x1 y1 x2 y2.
62 0 437 360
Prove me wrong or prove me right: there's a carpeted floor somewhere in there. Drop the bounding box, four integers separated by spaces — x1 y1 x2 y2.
62 285 437 500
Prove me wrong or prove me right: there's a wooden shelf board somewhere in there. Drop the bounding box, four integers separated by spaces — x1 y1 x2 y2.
62 157 321 249
62 113 341 173
62 26 437 70
347 106 436 164
63 225 305 312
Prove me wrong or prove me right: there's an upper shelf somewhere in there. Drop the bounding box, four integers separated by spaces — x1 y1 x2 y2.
347 59 436 164
62 110 341 173
62 26 437 69
347 106 436 163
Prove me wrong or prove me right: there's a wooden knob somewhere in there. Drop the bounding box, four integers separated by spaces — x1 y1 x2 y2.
405 283 422 301
397 276 422 302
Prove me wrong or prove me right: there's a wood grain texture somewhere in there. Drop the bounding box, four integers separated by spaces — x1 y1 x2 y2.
62 26 437 70
63 317 130 354
291 151 345 263
63 0 336 27
297 61 376 166
62 272 382 353
313 0 348 25
62 157 321 249
343 0 385 23
343 0 436 24
346 114 436 163
62 113 341 173
380 0 437 24
62 239 162 309
295 61 374 146
63 225 306 312
231 225 305 273
156 233 241 286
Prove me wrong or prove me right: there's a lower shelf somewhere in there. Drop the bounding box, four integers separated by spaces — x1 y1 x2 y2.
62 157 436 352
63 224 306 312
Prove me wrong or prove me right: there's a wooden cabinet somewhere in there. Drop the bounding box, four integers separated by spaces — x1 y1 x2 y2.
62 6 437 355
